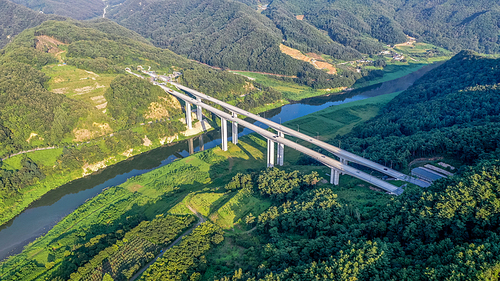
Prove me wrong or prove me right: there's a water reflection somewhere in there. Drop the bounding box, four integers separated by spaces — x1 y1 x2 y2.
0 62 443 261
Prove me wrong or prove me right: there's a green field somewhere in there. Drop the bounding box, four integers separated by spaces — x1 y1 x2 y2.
353 63 428 88
43 64 118 109
285 91 401 141
232 71 342 101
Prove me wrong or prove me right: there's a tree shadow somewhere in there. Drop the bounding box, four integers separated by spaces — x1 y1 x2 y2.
44 182 205 280
38 142 270 280
207 191 238 221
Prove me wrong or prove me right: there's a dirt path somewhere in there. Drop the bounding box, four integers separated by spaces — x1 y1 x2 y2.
409 157 444 167
1 146 58 161
129 205 205 281
55 50 66 63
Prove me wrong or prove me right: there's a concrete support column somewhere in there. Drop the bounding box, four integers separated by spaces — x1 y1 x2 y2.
188 138 194 155
221 117 228 151
277 131 284 166
231 112 238 145
185 102 192 129
340 158 347 175
330 168 340 185
267 139 275 168
196 97 203 121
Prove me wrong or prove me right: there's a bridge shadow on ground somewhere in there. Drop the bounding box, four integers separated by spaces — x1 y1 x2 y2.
23 136 271 281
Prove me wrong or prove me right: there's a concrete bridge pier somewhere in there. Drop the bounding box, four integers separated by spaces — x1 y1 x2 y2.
330 167 340 185
277 131 284 166
188 137 194 155
267 139 275 168
196 97 203 121
221 117 228 151
340 158 348 175
231 112 238 145
185 102 192 129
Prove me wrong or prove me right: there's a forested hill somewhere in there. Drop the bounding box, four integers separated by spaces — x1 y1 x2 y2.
0 19 281 157
335 50 500 169
106 0 498 75
107 0 345 80
108 0 286 72
0 0 65 49
0 18 294 225
7 0 500 75
268 0 500 54
9 0 107 20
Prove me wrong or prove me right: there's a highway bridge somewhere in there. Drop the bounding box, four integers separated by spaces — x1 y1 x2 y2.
170 82 429 188
155 83 404 195
126 70 428 194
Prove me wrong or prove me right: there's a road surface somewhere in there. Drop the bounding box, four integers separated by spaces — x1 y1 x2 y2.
158 84 403 195
170 82 428 187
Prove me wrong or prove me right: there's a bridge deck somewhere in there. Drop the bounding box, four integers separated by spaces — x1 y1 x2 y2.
159 84 403 195
170 83 410 181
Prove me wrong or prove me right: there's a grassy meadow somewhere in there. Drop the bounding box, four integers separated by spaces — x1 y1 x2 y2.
231 71 343 101
284 91 401 141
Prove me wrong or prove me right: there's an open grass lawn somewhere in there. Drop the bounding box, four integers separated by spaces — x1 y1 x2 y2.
210 188 272 229
353 63 428 88
23 148 64 168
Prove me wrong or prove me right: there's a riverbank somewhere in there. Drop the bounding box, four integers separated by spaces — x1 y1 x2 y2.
0 118 212 227
0 61 443 264
0 86 406 279
0 87 402 265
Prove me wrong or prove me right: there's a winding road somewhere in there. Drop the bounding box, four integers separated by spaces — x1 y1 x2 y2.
1 146 58 161
103 4 109 18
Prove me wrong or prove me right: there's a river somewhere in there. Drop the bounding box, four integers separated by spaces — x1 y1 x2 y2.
0 62 442 261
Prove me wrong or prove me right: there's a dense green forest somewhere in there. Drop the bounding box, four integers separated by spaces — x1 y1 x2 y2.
268 0 500 54
200 161 500 280
107 0 361 88
0 0 65 49
9 0 110 20
335 51 500 170
262 4 362 60
104 0 500 84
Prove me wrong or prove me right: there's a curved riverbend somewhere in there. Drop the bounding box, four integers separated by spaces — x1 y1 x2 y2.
0 62 442 261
